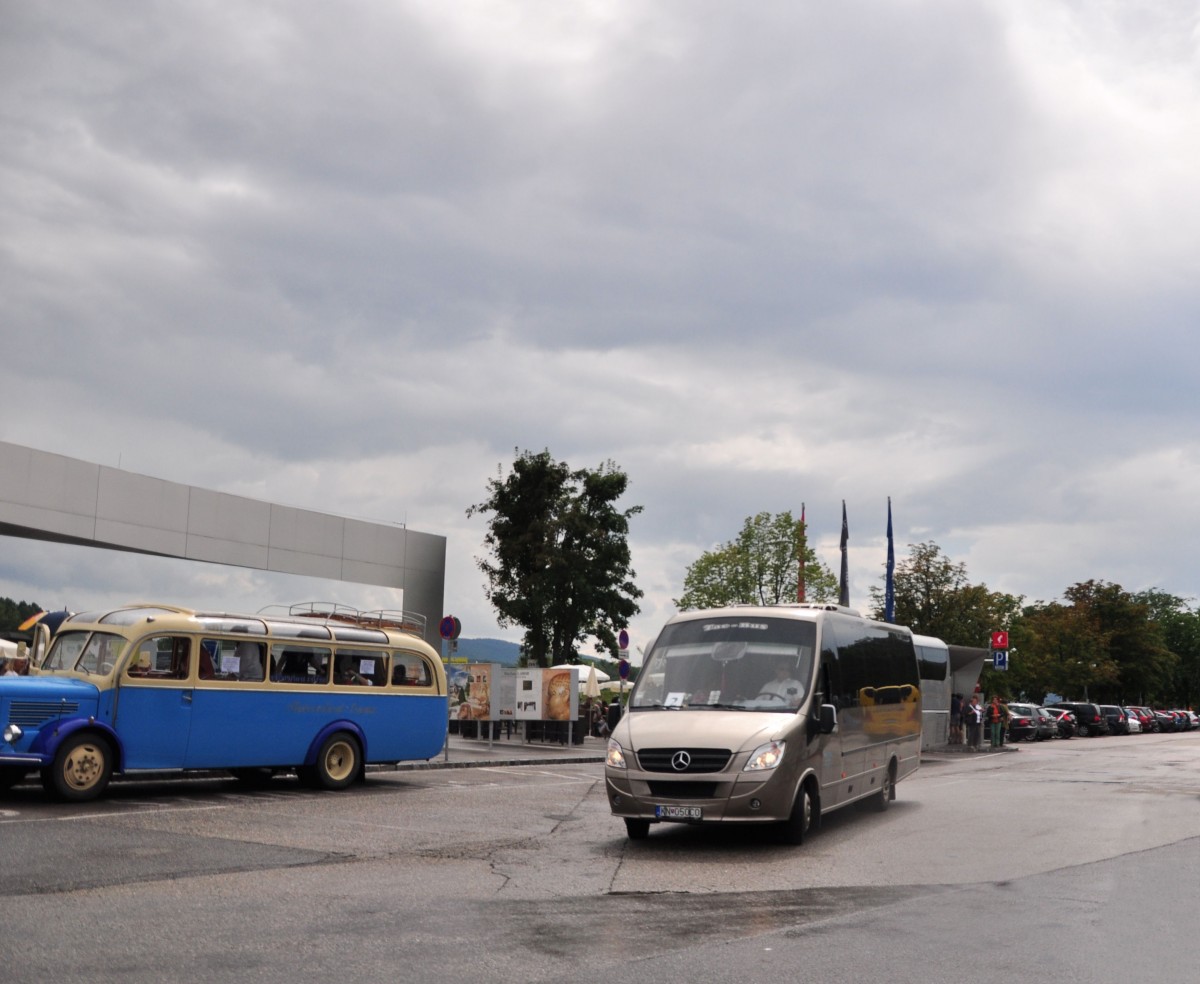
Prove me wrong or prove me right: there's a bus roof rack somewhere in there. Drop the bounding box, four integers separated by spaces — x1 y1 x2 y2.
256 602 427 638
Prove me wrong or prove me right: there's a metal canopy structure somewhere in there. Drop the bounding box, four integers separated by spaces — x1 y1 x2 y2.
0 441 446 648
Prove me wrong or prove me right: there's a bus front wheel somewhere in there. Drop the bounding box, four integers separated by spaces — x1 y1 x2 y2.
779 782 815 845
624 818 650 840
302 733 361 791
43 733 113 802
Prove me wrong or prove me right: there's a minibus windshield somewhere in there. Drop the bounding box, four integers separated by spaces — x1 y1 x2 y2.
631 617 816 711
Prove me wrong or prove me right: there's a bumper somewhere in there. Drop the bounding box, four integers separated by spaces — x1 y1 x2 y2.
605 768 796 824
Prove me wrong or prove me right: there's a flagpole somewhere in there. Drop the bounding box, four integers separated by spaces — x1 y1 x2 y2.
797 502 806 603
838 501 849 607
885 497 895 623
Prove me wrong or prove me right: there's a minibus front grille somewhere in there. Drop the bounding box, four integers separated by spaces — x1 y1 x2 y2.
646 781 719 799
637 748 732 773
8 701 81 727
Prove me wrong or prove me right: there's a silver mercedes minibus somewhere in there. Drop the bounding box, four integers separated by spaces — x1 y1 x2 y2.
605 603 922 842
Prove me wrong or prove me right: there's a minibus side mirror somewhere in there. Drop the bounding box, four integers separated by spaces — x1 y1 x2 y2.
818 703 838 734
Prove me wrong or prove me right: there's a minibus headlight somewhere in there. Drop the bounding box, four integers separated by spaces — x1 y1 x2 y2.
3 723 22 744
605 739 628 769
744 740 785 772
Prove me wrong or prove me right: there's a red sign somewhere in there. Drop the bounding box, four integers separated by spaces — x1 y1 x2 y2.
991 630 1008 650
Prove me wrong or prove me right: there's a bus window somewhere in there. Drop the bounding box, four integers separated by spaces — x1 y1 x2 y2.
335 650 384 687
125 636 191 680
270 645 330 685
78 633 126 676
393 653 431 687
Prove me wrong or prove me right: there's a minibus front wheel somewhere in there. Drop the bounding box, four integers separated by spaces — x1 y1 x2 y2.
624 818 651 840
780 780 816 845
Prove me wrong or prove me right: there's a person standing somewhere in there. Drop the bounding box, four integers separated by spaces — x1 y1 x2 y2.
986 695 1009 749
950 692 963 744
963 693 984 749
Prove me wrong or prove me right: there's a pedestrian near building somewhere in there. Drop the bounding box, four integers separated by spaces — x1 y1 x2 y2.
950 692 963 744
963 693 984 749
986 695 1009 748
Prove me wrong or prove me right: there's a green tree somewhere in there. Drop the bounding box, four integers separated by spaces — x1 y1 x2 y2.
1064 580 1174 704
1009 600 1117 702
674 511 837 610
467 449 643 667
0 597 42 633
868 541 1022 645
1136 590 1200 707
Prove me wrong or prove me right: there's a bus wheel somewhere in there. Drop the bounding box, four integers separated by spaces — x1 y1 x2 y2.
624 818 650 840
780 783 814 845
43 733 113 802
305 733 361 791
873 764 895 813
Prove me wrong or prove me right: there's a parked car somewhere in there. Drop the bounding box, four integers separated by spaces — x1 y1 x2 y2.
1044 707 1076 738
1006 703 1041 742
1049 702 1109 737
1033 706 1058 740
1153 709 1178 732
1100 705 1130 735
1123 708 1142 734
1126 706 1156 732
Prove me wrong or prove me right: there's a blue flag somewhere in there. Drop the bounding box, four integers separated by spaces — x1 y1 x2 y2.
885 497 895 622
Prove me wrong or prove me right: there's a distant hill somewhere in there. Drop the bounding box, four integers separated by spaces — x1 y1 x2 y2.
450 637 521 665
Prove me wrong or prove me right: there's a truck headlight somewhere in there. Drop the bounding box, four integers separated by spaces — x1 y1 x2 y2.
744 740 785 772
3 723 23 744
605 739 628 769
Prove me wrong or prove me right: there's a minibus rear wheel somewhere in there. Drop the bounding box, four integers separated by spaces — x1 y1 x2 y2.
873 762 896 813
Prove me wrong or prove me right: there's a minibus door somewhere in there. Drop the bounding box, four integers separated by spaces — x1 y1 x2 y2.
814 658 846 809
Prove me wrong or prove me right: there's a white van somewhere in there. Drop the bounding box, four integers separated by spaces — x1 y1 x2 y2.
605 603 922 841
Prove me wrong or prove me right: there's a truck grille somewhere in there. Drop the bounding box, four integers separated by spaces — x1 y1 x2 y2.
8 700 81 727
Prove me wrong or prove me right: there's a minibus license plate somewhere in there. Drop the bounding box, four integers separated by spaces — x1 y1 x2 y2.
655 805 702 820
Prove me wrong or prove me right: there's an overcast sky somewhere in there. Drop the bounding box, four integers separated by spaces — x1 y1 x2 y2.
3 1 1199 656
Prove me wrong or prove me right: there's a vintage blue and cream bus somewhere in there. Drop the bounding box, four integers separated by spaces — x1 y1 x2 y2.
0 602 448 801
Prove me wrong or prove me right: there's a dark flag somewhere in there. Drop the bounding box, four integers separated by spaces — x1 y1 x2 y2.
885 497 895 622
796 502 806 602
838 500 849 607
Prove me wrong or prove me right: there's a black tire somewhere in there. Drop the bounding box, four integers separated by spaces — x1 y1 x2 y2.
624 818 650 840
302 732 361 791
873 765 895 813
1077 724 1090 737
42 733 113 802
780 782 815 844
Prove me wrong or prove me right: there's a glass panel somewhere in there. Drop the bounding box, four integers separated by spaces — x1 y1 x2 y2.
270 645 331 685
632 617 816 711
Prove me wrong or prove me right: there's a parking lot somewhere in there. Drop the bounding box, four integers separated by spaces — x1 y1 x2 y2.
3 730 1200 983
